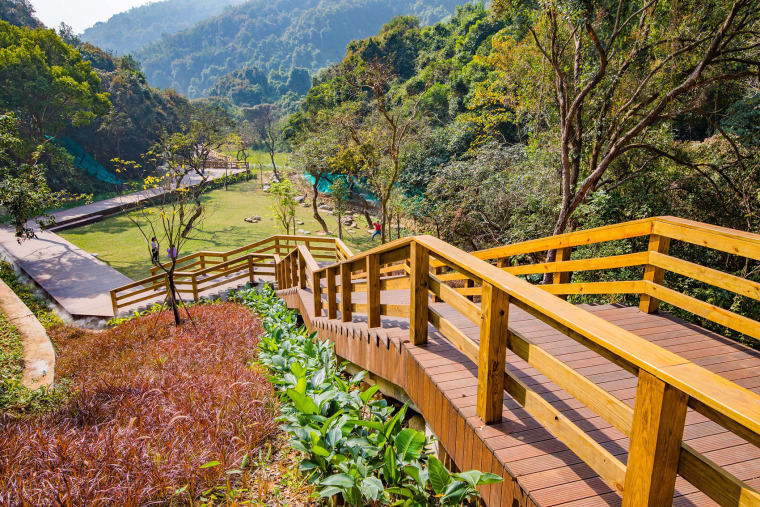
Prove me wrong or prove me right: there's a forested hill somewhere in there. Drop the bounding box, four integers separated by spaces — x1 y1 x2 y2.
134 0 473 99
80 0 247 55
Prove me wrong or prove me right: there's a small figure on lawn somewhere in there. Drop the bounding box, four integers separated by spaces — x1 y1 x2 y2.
150 237 160 266
167 244 178 261
371 221 381 241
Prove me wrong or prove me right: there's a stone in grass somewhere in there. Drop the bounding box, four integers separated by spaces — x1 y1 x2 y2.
301 203 310 208
296 220 304 225
316 231 327 236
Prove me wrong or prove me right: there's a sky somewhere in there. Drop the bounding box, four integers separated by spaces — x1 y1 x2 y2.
31 0 156 34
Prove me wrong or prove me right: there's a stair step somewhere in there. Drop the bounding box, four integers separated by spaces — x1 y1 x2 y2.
48 214 105 232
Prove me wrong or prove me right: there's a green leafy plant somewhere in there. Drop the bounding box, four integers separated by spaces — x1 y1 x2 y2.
234 285 501 506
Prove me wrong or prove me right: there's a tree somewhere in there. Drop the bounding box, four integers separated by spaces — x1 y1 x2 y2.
244 104 282 180
489 0 760 271
331 177 351 240
0 113 66 239
342 59 427 242
0 21 110 160
269 179 298 234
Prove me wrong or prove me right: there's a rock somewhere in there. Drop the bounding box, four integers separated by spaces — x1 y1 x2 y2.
295 195 305 203
297 229 305 233
296 220 304 225
262 185 270 192
316 231 327 236
303 230 311 234
252 215 261 221
244 217 256 223
301 203 310 208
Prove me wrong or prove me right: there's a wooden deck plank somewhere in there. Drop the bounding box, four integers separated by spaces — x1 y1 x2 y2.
283 288 760 507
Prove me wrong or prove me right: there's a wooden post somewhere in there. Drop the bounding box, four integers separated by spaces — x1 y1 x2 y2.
496 257 510 269
192 276 199 300
639 235 671 313
477 282 509 424
110 289 119 314
409 242 429 346
200 255 206 270
554 246 573 300
431 265 443 302
313 271 322 316
622 371 688 507
465 278 475 302
299 254 307 290
290 254 298 288
367 254 381 328
327 266 338 320
283 256 291 289
247 255 255 283
340 262 352 322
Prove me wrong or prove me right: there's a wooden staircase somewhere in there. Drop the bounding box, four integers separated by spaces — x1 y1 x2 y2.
111 216 760 506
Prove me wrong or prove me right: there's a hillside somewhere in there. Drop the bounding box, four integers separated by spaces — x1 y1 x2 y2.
80 0 247 55
0 0 41 28
134 0 473 99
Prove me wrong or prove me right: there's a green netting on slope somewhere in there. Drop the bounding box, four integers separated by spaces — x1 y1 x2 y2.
302 173 377 202
56 137 121 185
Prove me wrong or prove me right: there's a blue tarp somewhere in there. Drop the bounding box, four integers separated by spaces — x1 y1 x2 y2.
302 173 377 202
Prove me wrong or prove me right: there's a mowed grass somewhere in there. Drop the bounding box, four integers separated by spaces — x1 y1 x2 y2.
60 179 379 281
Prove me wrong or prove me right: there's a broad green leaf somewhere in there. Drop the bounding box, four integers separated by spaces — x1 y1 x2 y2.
286 388 318 415
394 428 426 461
200 461 220 469
320 473 355 488
428 456 450 494
360 384 380 404
383 446 398 485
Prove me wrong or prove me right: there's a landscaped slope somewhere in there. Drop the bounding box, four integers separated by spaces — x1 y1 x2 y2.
0 304 277 505
134 0 473 98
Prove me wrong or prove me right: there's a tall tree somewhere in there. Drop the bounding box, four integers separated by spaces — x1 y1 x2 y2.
342 59 427 243
244 104 282 180
0 21 110 161
490 0 760 264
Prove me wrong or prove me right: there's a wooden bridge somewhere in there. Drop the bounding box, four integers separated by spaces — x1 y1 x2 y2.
111 216 760 506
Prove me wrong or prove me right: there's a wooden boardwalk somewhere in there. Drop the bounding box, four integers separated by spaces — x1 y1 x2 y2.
281 285 760 507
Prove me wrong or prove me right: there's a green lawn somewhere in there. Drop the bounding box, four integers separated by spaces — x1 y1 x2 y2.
60 180 379 281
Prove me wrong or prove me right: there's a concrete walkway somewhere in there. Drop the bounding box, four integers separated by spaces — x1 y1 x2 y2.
0 226 133 318
0 168 249 318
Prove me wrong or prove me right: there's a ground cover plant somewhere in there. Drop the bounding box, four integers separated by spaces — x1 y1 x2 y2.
60 178 378 280
235 285 501 506
0 303 278 505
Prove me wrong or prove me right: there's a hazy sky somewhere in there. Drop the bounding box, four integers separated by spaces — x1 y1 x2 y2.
31 0 155 34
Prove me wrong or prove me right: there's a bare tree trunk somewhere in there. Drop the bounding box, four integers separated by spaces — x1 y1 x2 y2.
353 192 373 227
312 180 328 233
168 272 181 326
269 151 279 180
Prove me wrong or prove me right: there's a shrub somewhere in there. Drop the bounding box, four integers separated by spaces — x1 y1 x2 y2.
0 259 62 328
234 285 501 506
0 303 278 506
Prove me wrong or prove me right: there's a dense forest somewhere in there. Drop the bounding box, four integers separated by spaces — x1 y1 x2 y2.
80 0 246 55
285 1 760 337
133 0 475 99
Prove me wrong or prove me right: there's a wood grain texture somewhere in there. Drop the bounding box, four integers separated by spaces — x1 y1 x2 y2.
477 282 509 424
410 242 429 346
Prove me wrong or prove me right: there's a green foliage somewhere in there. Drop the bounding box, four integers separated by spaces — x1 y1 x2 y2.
0 260 62 328
269 179 299 234
0 0 41 29
0 21 110 146
80 0 245 55
134 0 475 99
233 285 501 506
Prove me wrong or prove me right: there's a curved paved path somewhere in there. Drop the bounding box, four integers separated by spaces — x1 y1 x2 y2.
0 168 247 318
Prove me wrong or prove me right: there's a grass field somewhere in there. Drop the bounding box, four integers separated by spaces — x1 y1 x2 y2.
60 179 379 281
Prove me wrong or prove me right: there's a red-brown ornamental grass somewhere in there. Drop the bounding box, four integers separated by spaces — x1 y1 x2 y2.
0 303 278 506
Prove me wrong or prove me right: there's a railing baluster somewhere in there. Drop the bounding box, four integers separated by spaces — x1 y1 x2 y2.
623 371 687 506
340 262 352 322
431 265 443 302
283 255 291 289
192 276 199 300
367 253 381 328
313 271 322 316
327 266 337 320
290 254 298 288
299 252 307 290
554 246 573 300
477 281 509 424
639 234 671 313
247 255 255 284
409 242 429 345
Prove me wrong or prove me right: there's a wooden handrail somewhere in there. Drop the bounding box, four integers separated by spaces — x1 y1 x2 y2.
274 221 760 507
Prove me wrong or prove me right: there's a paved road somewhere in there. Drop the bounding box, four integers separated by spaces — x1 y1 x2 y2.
0 167 248 318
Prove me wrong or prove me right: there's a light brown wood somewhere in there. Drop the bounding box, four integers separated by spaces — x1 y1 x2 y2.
326 266 337 320
340 262 352 322
428 275 482 325
503 371 628 494
623 370 688 507
367 253 381 328
247 255 255 283
427 307 479 360
639 234 671 313
290 254 298 288
653 217 760 262
679 443 760 507
539 280 645 296
477 282 509 424
410 242 429 346
312 271 322 316
553 246 573 301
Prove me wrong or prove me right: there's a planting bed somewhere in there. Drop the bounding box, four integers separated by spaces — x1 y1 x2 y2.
0 303 278 505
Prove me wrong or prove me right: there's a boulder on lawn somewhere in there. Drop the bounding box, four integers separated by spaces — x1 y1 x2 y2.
295 195 305 203
296 220 304 225
262 184 270 192
301 203 310 207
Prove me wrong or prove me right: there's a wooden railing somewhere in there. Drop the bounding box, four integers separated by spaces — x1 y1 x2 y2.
434 216 760 342
111 235 352 313
205 149 249 170
274 218 760 507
